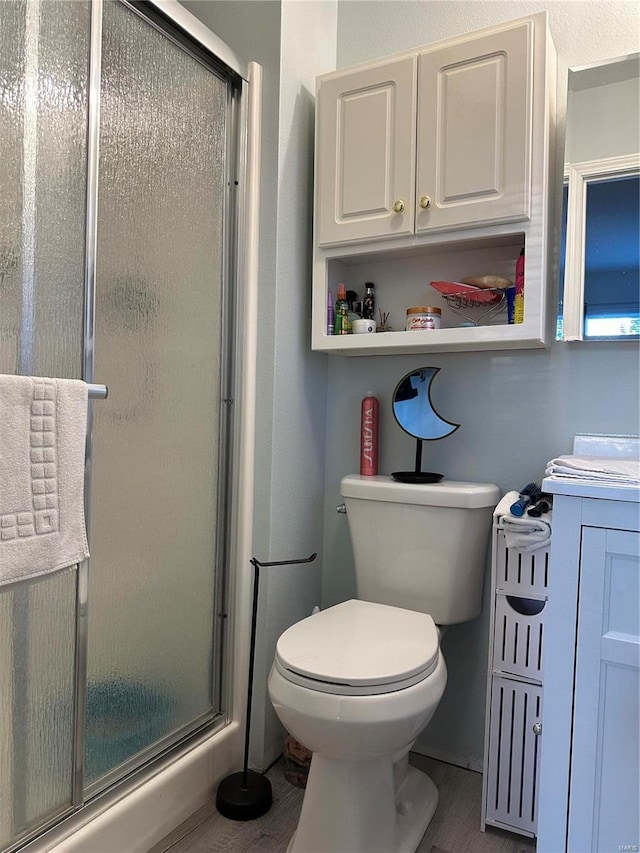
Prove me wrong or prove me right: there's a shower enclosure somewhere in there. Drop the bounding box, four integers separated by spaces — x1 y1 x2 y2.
0 2 250 849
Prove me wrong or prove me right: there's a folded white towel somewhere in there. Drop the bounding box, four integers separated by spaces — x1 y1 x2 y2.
0 375 90 586
493 490 552 553
501 513 552 553
545 455 640 485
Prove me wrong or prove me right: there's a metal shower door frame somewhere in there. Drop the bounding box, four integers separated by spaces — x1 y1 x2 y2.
4 1 254 850
76 0 250 812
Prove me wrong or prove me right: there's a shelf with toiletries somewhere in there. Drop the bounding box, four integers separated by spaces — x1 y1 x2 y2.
311 11 555 356
312 229 549 354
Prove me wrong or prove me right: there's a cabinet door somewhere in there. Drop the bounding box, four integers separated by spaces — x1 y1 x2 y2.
485 677 542 835
569 527 640 852
416 20 533 234
316 56 417 246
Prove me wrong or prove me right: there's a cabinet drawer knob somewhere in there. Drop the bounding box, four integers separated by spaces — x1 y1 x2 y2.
419 195 432 209
392 199 405 213
532 722 542 736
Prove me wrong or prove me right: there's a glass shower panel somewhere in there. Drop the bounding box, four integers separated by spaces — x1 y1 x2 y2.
0 0 25 375
0 0 89 379
0 1 89 847
86 0 227 788
0 572 77 849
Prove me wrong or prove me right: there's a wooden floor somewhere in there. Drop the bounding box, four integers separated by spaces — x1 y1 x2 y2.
149 754 535 853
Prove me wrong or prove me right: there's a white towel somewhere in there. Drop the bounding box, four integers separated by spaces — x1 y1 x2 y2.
493 491 520 519
0 375 90 586
494 490 552 553
545 455 640 485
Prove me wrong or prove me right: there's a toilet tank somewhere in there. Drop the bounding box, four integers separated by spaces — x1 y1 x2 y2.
341 475 500 624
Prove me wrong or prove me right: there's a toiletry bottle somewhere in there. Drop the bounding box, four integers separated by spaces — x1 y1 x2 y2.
360 391 379 476
363 282 375 320
514 249 525 324
505 286 516 324
334 283 349 335
327 291 334 335
346 289 360 329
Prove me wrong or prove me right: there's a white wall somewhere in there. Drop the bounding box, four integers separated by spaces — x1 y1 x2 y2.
324 0 640 771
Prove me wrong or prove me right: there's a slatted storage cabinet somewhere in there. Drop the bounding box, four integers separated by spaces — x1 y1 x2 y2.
481 522 550 837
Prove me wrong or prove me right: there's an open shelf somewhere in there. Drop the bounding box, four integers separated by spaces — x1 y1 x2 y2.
312 230 547 354
315 322 543 355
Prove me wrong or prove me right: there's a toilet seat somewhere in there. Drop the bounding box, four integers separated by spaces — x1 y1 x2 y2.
274 599 440 696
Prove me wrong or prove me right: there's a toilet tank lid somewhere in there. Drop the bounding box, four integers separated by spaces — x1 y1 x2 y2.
341 475 500 508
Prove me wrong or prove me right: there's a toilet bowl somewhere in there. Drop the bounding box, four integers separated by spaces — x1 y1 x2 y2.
267 599 448 853
268 475 499 852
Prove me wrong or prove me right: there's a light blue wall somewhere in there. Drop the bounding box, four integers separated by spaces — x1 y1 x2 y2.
256 0 336 770
181 1 282 569
182 0 337 771
184 0 639 774
325 0 640 770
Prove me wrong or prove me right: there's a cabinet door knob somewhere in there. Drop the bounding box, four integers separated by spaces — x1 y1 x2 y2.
419 195 432 209
392 199 405 213
532 723 543 736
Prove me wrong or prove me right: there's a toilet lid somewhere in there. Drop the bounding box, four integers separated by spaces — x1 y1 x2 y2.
275 599 439 695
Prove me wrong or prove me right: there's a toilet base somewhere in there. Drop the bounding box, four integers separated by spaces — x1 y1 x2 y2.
395 764 439 852
286 756 438 853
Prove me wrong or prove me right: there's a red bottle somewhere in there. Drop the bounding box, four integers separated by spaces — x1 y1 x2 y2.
360 391 379 476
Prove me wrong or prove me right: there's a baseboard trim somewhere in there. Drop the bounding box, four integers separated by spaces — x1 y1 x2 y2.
411 743 483 774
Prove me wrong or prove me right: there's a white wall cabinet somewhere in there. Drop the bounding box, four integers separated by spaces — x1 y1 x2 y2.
537 481 640 853
317 19 534 248
416 22 533 236
315 55 417 247
312 13 556 355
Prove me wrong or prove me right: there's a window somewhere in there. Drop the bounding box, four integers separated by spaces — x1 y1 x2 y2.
560 155 640 341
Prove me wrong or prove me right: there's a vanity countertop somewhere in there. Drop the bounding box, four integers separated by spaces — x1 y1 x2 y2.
542 475 640 502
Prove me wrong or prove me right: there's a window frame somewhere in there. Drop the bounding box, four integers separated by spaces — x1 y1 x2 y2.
561 152 640 341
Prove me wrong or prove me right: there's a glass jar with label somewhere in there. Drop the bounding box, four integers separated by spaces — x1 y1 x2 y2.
405 306 441 331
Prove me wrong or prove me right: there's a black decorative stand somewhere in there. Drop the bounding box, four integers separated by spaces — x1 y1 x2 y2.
391 438 444 484
216 552 317 821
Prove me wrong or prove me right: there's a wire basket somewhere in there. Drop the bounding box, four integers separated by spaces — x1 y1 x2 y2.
429 280 506 325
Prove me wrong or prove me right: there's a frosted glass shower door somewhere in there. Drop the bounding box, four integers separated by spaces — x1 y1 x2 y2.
0 1 89 847
85 0 230 789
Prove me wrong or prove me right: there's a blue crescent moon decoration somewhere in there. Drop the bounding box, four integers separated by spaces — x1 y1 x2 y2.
392 367 460 441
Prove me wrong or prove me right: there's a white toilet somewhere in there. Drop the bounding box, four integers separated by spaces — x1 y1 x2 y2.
268 474 500 853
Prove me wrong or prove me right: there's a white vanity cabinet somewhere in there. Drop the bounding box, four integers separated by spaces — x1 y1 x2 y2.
312 12 556 355
537 480 640 853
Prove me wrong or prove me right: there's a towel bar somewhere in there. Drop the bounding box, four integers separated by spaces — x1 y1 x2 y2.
87 383 108 399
